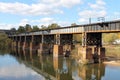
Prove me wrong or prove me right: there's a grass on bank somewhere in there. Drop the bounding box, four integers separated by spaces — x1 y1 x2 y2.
104 45 120 58
0 33 12 50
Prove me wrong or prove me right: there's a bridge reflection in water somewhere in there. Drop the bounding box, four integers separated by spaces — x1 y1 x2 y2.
10 47 108 80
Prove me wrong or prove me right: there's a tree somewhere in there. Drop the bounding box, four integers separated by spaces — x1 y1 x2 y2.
71 23 77 26
10 28 17 34
103 33 118 44
10 28 16 31
48 23 60 29
117 33 120 39
73 34 82 44
32 25 39 31
0 33 12 50
25 24 32 32
17 26 25 33
40 25 47 30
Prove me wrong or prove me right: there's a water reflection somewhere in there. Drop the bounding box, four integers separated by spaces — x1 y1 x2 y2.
0 54 45 80
2 48 120 80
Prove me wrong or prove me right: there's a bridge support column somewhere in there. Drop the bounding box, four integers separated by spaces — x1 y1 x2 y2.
22 35 30 50
38 43 50 55
53 34 73 57
98 47 105 62
16 36 21 48
38 35 54 55
53 57 60 79
23 42 26 50
29 35 34 51
22 41 29 50
53 34 63 57
11 41 17 52
38 43 44 55
18 41 22 49
11 36 17 48
12 41 17 48
78 33 105 63
78 47 92 63
22 36 27 50
30 42 33 51
17 41 22 53
38 34 46 55
53 45 63 57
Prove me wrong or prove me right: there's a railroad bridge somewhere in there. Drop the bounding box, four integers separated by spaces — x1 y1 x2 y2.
9 20 120 63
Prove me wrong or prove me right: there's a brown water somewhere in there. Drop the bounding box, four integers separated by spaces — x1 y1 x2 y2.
0 49 120 80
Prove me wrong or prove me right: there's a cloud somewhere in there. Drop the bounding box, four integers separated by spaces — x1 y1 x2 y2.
78 18 88 23
0 17 71 29
0 2 30 15
31 17 56 27
20 17 71 27
0 64 45 80
40 0 82 8
3 18 55 29
79 10 106 18
19 19 30 26
39 17 55 23
35 18 72 27
89 0 106 10
0 19 30 29
0 2 62 16
58 21 71 27
78 0 107 24
60 0 82 8
0 23 16 29
0 0 82 16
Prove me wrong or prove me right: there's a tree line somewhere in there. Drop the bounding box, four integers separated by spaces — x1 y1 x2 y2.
11 23 60 34
0 33 12 50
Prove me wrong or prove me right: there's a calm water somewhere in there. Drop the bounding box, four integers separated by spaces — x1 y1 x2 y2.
0 49 120 80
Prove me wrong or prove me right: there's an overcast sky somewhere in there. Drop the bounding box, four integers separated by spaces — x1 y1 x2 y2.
0 0 120 29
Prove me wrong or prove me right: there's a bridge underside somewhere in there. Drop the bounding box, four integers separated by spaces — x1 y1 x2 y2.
86 33 102 46
11 32 105 63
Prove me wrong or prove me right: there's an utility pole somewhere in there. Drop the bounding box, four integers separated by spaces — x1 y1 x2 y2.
89 18 91 24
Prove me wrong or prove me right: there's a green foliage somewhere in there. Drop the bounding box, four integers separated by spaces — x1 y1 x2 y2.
17 23 61 33
25 24 32 32
48 23 60 29
17 26 25 33
32 25 39 31
103 33 118 44
71 23 77 26
105 45 120 58
10 28 16 31
40 25 47 30
73 34 82 44
0 33 12 50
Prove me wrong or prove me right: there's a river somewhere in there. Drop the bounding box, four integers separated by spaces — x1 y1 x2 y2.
0 49 120 80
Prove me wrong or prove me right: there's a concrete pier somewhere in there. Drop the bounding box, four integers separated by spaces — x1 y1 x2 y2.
53 45 63 57
78 46 105 63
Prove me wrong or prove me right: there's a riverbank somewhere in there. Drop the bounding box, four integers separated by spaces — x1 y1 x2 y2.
104 61 120 66
104 45 120 58
71 45 120 64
